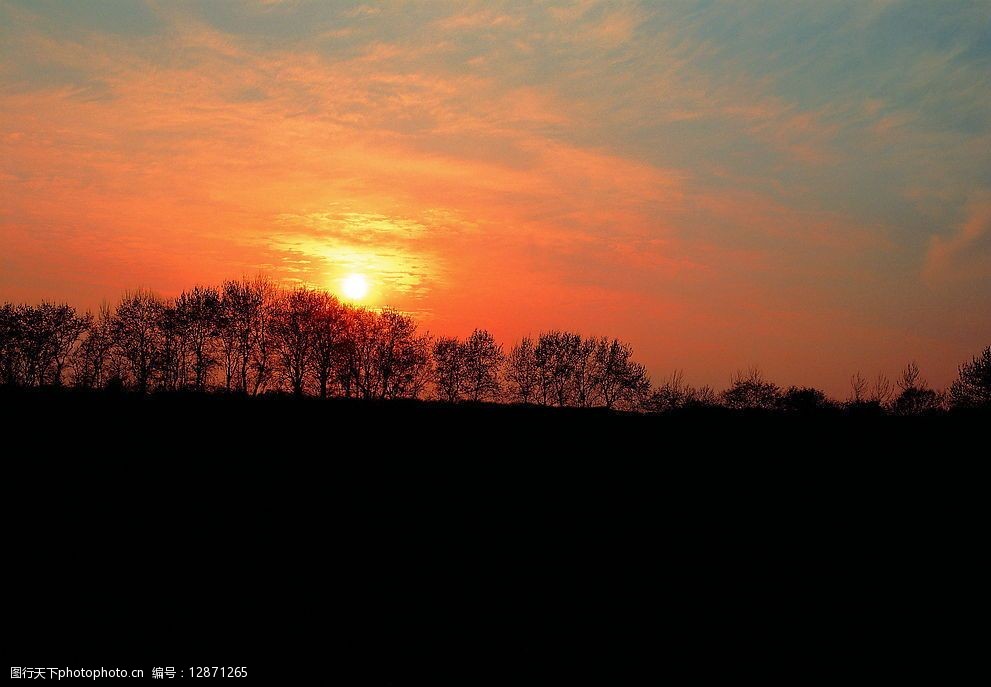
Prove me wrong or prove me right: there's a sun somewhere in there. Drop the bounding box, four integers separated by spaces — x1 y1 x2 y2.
340 273 369 301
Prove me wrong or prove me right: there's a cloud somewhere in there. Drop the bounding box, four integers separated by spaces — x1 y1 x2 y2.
345 5 381 19
925 191 991 281
437 10 522 30
587 6 643 46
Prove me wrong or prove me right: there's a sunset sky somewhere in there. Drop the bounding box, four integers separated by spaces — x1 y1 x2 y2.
1 0 989 394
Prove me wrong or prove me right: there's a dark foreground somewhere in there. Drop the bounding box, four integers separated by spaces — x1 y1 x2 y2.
6 389 985 682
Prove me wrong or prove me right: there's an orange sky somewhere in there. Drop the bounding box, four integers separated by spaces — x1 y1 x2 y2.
1 1 989 395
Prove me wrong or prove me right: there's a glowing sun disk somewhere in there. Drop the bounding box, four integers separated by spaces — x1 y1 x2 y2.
341 273 369 300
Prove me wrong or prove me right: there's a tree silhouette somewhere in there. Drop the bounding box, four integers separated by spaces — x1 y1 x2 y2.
595 337 650 410
43 303 90 386
249 278 279 396
216 278 276 394
432 336 464 403
332 305 361 398
218 280 256 392
570 336 600 408
949 347 991 409
849 372 869 403
869 373 893 405
0 303 20 386
429 329 503 403
505 336 539 404
515 331 650 409
309 292 346 399
112 290 164 394
462 329 504 402
0 302 89 387
157 301 187 391
71 303 115 390
375 310 431 400
271 287 322 398
536 331 580 407
342 307 380 399
175 286 221 392
342 309 431 400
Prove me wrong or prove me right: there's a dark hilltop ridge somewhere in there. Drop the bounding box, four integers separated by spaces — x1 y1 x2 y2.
8 384 983 682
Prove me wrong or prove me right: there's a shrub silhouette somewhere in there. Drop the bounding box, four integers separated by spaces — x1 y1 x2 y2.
779 386 835 414
644 371 718 413
891 362 944 416
722 368 781 411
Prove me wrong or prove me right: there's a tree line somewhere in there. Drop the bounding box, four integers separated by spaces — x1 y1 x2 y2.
1 279 988 414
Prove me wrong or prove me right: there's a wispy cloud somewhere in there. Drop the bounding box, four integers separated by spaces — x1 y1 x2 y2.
925 191 991 282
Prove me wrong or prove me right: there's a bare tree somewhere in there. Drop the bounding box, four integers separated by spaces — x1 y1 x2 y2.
112 290 164 393
217 278 276 394
71 304 115 390
18 305 49 385
898 361 924 392
45 303 90 386
332 305 360 398
5 303 87 386
309 292 345 399
336 308 430 400
219 280 253 392
342 307 380 399
157 302 189 391
596 337 650 410
375 309 431 400
270 287 322 398
869 373 893 405
849 372 869 403
462 329 504 402
248 277 278 396
175 286 221 391
566 336 598 407
536 331 580 406
505 337 540 404
516 331 651 409
432 336 464 403
0 303 23 386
